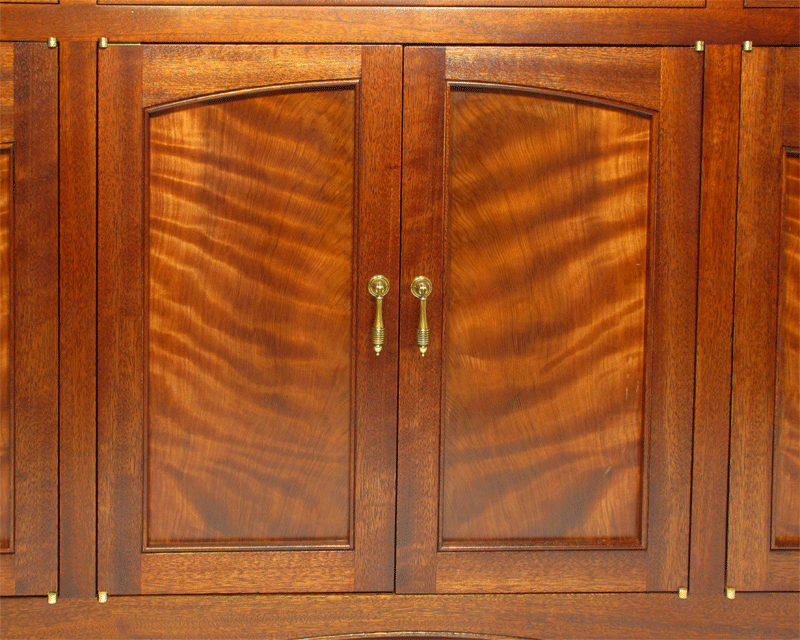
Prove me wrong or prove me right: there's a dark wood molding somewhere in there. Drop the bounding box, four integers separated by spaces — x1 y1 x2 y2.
2 592 799 639
1 6 798 45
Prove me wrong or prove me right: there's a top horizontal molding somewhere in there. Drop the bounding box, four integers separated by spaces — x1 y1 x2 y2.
1 4 798 44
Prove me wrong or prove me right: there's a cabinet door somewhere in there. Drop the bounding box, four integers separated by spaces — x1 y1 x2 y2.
728 46 799 593
98 44 401 595
0 42 59 596
397 47 701 593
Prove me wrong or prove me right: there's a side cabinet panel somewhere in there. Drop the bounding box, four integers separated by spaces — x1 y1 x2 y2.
0 42 59 596
729 46 800 593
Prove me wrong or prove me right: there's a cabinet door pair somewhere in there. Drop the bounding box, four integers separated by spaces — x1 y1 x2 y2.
87 44 790 596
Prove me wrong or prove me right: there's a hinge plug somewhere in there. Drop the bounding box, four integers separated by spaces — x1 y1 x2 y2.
47 37 58 49
678 587 688 599
47 592 58 604
694 41 704 52
98 591 108 603
99 37 109 49
743 41 754 52
726 586 736 599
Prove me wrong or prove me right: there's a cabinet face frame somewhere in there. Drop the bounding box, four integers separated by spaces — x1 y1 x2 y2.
728 45 800 593
0 42 59 597
97 43 401 595
396 45 702 594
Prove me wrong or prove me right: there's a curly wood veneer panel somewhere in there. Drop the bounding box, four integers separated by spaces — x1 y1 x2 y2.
145 87 356 549
442 88 652 547
0 146 12 552
774 151 799 548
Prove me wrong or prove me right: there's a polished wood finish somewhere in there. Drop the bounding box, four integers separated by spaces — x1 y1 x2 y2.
689 44 740 597
728 46 800 592
746 0 799 7
1 6 798 45
774 151 799 548
0 42 59 596
1 2 798 637
145 86 356 550
98 43 400 594
98 0 703 7
1 593 799 639
442 87 651 549
397 46 700 594
0 145 12 553
59 40 98 599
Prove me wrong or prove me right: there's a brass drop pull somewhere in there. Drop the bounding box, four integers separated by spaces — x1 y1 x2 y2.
368 275 390 356
411 276 432 356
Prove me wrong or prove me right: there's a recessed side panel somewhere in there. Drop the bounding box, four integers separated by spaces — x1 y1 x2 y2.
774 150 800 549
145 87 356 550
0 145 12 553
443 87 652 549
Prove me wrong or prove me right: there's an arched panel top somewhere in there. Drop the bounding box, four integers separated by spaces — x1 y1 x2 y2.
445 47 663 112
140 44 362 108
448 82 657 119
145 80 358 116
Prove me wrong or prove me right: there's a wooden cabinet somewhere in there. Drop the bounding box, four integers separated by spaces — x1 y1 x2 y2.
0 5 799 638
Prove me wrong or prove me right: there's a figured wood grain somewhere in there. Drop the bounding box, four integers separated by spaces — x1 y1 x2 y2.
443 88 652 547
145 87 356 548
0 146 12 553
773 150 799 548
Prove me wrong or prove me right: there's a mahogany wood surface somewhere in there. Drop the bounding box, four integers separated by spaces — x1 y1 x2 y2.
1 593 799 639
145 85 356 550
0 42 58 597
396 46 446 596
1 6 799 45
774 150 799 548
98 43 399 594
59 40 98 599
442 86 651 549
397 45 699 594
96 0 704 7
0 144 11 554
728 46 800 593
689 44 740 597
0 47 11 142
